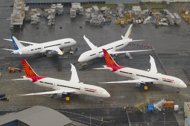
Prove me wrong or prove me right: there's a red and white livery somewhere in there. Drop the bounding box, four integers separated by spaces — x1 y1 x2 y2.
13 59 110 98
97 49 187 91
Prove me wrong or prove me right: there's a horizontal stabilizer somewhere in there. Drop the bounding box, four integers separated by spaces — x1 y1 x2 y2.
3 38 11 41
4 38 37 45
93 65 110 70
93 67 108 70
12 78 32 81
130 39 144 42
2 48 14 51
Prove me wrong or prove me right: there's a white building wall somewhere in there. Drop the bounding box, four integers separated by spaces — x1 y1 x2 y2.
141 0 190 2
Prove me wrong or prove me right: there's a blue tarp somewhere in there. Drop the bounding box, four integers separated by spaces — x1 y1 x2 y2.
147 104 154 112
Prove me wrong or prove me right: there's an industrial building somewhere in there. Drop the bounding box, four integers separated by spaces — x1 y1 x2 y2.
11 0 26 28
0 106 75 126
24 0 139 4
24 0 190 4
1 0 190 125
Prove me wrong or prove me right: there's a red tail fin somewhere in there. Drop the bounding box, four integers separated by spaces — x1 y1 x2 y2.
21 59 39 77
102 49 123 71
21 59 44 82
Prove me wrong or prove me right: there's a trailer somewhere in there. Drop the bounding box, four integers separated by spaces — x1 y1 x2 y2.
184 102 190 118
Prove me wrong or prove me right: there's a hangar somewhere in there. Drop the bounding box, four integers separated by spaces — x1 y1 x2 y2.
0 106 74 126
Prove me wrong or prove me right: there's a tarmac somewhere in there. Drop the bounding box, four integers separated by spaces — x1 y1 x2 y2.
0 0 190 125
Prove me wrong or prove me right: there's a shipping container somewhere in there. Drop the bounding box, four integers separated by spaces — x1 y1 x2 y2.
185 117 190 126
147 104 154 112
163 101 174 108
184 102 190 118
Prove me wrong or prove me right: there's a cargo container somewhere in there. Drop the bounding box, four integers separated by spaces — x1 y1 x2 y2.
184 102 190 118
147 104 154 112
185 117 190 126
163 101 174 108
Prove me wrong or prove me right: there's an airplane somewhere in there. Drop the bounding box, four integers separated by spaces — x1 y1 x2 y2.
96 49 187 91
3 36 77 56
13 59 110 99
78 24 149 63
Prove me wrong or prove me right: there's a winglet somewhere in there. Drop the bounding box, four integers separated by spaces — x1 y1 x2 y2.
123 24 133 39
102 49 124 71
70 64 80 83
149 55 158 73
21 59 45 82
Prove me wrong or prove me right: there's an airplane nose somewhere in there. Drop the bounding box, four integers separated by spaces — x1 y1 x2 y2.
78 55 85 63
73 40 77 44
103 91 111 98
78 56 82 63
180 81 187 88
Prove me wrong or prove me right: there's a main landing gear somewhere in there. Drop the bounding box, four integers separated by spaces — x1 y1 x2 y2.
137 83 151 91
51 94 71 102
143 85 149 91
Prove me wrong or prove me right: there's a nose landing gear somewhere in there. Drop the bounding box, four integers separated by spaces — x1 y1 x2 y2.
51 94 71 102
137 83 150 91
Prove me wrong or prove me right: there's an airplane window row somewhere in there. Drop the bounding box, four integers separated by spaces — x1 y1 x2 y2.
136 74 159 80
44 44 61 48
57 84 80 90
64 42 71 44
107 47 113 50
116 44 124 48
119 71 132 75
31 48 41 51
39 81 53 85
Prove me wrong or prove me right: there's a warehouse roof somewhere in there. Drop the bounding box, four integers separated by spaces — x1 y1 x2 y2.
0 106 72 126
24 0 140 4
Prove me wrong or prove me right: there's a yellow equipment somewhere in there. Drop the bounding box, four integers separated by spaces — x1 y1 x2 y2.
65 96 70 102
143 85 149 91
115 12 133 25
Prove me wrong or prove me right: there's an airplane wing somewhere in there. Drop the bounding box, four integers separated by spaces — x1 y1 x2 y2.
83 35 98 49
4 38 38 45
44 46 63 55
100 78 154 84
109 49 151 55
149 55 158 73
70 64 80 83
17 89 76 96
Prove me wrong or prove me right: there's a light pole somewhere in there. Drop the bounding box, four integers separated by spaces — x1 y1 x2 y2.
163 112 165 126
126 110 131 126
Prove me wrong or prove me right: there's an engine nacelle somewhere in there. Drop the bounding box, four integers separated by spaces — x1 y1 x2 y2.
46 50 58 57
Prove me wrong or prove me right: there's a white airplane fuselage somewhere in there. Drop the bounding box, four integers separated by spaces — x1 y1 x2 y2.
78 38 132 63
28 77 110 98
13 38 76 55
111 67 187 88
